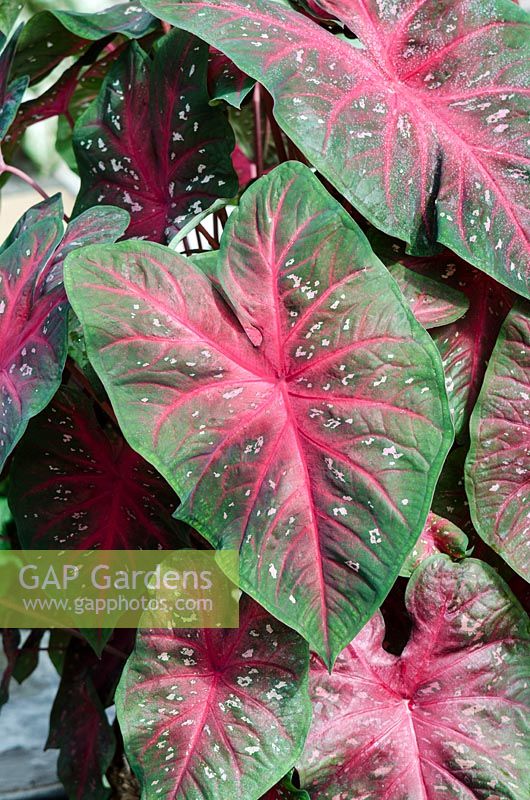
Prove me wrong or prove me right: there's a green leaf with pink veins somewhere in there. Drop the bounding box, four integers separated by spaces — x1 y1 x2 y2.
64 162 452 667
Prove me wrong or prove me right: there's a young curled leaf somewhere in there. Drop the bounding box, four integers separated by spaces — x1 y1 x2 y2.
400 511 469 577
65 162 452 666
299 555 530 799
116 596 311 800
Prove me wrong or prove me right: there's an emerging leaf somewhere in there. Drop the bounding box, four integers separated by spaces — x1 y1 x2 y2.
9 387 184 550
65 162 452 665
72 28 238 243
466 300 530 580
143 0 530 297
0 197 128 473
260 772 309 799
299 555 530 799
116 596 311 800
400 511 469 577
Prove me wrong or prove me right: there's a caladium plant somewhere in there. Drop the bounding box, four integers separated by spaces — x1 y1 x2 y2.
0 0 529 798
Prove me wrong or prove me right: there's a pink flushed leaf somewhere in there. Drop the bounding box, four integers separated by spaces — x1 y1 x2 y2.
64 162 452 666
0 197 130 474
299 555 530 799
8 386 184 550
143 0 530 297
371 233 513 438
116 596 311 800
370 234 469 330
400 511 469 577
72 28 238 243
466 300 530 581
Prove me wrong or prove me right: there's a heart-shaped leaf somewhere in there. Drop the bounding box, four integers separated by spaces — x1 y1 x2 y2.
400 511 469 577
299 555 530 799
47 632 134 800
47 656 116 800
371 233 514 437
143 0 530 297
8 386 184 550
72 28 238 243
116 596 311 800
466 299 530 580
65 162 451 665
0 196 128 473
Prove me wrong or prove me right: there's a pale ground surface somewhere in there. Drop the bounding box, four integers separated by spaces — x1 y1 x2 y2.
0 637 63 798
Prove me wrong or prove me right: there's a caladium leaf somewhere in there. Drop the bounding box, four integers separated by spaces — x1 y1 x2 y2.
466 300 530 580
0 1 22 37
208 49 254 109
299 555 530 799
371 234 469 330
371 233 513 437
12 4 159 84
0 197 129 474
65 162 451 665
143 0 530 297
46 634 130 800
0 25 28 141
0 628 20 711
8 386 183 550
72 28 238 243
400 511 469 577
116 595 311 800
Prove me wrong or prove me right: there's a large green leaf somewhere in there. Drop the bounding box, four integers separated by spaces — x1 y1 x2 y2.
466 299 530 580
141 0 530 298
65 162 451 665
116 596 311 800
